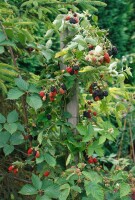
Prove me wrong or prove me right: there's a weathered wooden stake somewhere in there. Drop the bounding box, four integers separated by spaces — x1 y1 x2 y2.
60 30 79 128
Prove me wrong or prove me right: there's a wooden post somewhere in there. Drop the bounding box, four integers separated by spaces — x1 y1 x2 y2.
60 30 79 128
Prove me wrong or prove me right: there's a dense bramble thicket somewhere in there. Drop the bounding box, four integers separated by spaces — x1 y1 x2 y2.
0 1 135 200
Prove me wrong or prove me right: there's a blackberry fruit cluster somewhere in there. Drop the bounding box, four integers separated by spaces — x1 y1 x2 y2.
66 65 79 75
89 82 108 101
92 89 108 101
69 18 77 24
65 13 79 24
83 110 91 119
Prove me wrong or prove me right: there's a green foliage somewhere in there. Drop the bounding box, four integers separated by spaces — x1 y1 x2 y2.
98 0 135 57
0 1 134 200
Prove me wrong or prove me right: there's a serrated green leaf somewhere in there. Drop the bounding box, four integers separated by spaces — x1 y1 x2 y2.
3 144 14 155
0 113 6 123
66 154 72 166
0 40 15 47
10 132 24 145
71 185 81 193
82 171 102 183
7 88 24 99
4 123 17 134
99 136 106 144
7 110 18 123
28 84 39 93
63 112 72 119
36 155 45 164
0 131 10 148
15 77 29 91
36 195 51 200
95 147 104 157
45 29 54 38
42 49 53 61
26 95 42 111
46 39 52 49
0 124 2 131
82 124 94 142
85 182 104 200
120 182 131 198
19 184 38 195
87 141 104 156
45 184 60 199
32 174 42 190
55 50 68 58
42 180 53 190
0 46 4 54
92 15 98 23
0 31 6 42
44 153 56 167
76 124 87 135
38 132 43 144
59 187 70 200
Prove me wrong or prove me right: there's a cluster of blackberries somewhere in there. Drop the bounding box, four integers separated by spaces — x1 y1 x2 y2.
49 86 57 101
66 65 79 75
8 165 18 174
83 110 97 119
89 82 108 101
27 147 40 158
108 46 118 57
65 13 79 24
92 89 108 101
39 84 67 102
83 110 91 119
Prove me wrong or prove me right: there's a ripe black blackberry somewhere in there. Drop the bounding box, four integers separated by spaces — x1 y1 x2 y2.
108 46 118 57
28 135 33 141
33 149 37 156
73 13 77 17
69 17 77 24
73 65 79 70
50 86 56 92
112 46 118 56
91 82 98 89
108 49 112 56
92 89 104 100
47 114 52 120
103 91 108 97
70 68 75 75
33 135 38 140
83 111 88 118
83 111 91 118
61 83 67 90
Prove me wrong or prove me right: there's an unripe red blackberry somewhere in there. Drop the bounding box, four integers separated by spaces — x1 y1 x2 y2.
39 91 45 97
65 16 70 21
88 158 94 164
93 157 98 163
8 165 14 172
93 112 97 116
44 171 50 177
